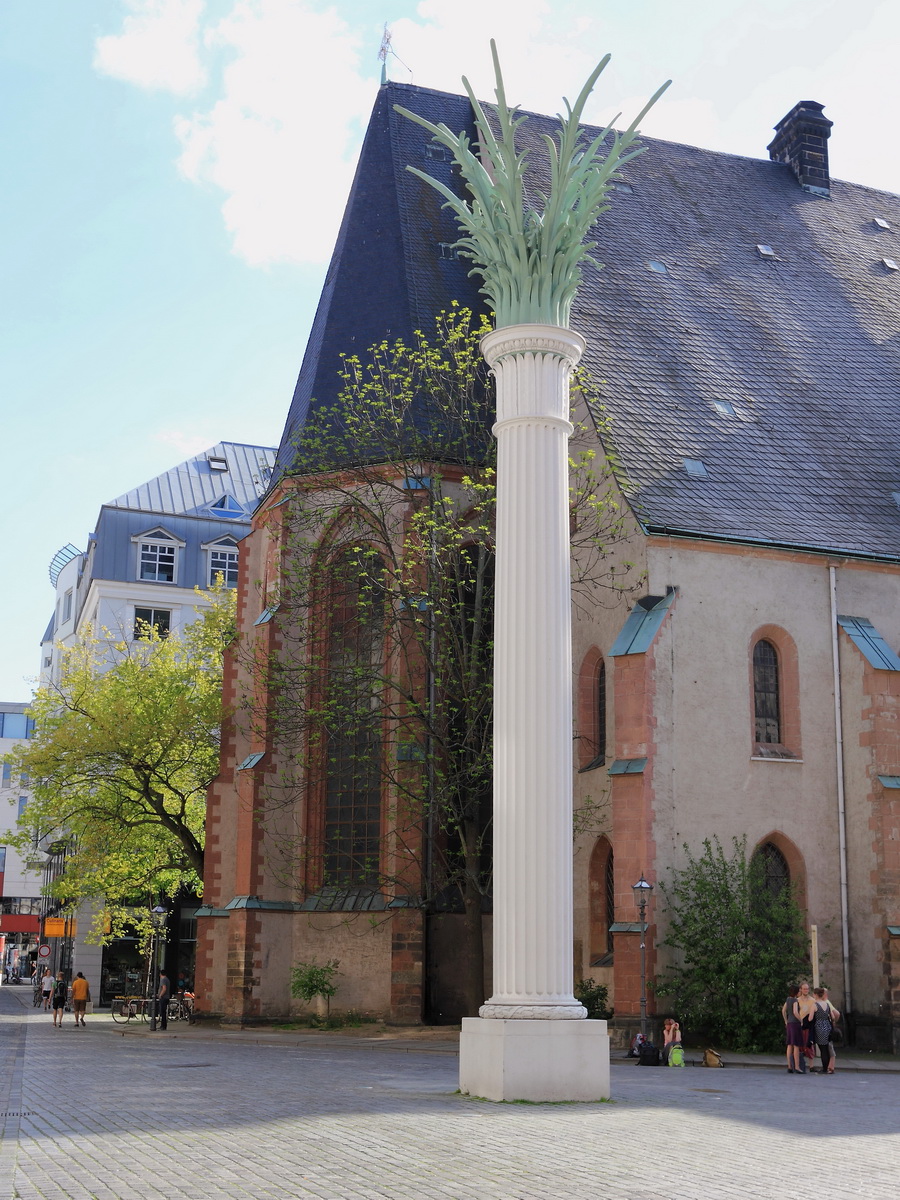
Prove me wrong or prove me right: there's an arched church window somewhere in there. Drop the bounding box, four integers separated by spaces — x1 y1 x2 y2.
589 837 614 965
753 639 781 744
754 841 790 897
323 547 386 887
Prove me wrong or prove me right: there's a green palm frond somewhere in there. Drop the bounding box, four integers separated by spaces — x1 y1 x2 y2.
396 40 670 328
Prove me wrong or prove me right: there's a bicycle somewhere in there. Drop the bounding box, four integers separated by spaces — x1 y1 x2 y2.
111 995 150 1023
166 993 195 1022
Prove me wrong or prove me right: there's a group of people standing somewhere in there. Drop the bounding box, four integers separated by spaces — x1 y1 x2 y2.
38 967 91 1027
783 981 840 1074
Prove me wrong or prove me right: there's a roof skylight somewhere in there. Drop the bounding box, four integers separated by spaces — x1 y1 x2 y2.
874 218 892 230
882 258 899 271
683 458 708 478
648 260 668 274
757 244 776 258
713 400 736 416
611 180 633 194
208 456 228 471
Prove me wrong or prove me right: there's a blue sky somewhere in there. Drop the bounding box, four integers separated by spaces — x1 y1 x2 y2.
1 0 898 700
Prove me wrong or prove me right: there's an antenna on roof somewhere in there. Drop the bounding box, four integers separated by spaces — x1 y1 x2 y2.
378 24 412 85
379 24 391 86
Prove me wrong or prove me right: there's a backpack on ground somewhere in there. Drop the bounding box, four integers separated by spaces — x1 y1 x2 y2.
638 1042 661 1066
668 1044 685 1067
702 1047 724 1068
627 1032 645 1058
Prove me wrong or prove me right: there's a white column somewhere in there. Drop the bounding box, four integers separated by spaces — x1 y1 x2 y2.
481 324 586 1019
458 324 610 1101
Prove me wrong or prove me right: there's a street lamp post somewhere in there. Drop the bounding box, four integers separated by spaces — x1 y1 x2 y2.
148 905 167 1032
632 875 653 1043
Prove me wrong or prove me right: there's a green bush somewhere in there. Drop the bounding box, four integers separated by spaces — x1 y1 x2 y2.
290 959 340 1017
574 977 612 1020
658 837 809 1052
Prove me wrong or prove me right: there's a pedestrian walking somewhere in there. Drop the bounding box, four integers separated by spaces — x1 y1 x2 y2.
51 973 67 1027
70 972 90 1027
40 968 53 1011
156 969 170 1031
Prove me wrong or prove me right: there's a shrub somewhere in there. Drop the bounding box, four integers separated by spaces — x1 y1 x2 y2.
574 977 612 1020
290 960 340 1018
658 836 809 1052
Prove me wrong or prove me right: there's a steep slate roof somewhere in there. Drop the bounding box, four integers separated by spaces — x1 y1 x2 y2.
278 81 900 561
108 441 276 518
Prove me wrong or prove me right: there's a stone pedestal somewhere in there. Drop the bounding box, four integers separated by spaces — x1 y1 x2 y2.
459 1018 611 1102
458 324 610 1101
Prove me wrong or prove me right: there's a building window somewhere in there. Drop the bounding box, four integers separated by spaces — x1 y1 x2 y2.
589 837 614 966
577 650 607 771
754 841 790 896
596 661 607 762
0 847 5 872
139 540 176 583
209 547 239 587
322 548 385 887
134 608 171 640
753 639 781 744
1 764 11 787
63 589 73 622
0 712 32 739
17 796 27 819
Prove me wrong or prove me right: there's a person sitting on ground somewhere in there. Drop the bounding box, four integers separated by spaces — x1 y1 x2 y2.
70 972 90 1027
661 1018 682 1065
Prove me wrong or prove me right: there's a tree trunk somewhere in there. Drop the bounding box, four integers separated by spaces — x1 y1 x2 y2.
459 820 486 1016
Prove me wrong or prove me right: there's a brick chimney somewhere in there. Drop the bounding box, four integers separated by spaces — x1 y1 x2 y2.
767 101 832 196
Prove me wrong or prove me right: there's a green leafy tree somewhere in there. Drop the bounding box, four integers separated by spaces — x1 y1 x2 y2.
658 836 809 1052
245 305 635 1016
290 959 341 1019
5 584 235 940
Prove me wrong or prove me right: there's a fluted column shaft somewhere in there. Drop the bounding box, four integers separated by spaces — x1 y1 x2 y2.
479 324 586 1020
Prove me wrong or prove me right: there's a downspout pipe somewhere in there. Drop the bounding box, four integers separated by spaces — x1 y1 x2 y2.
829 564 852 1013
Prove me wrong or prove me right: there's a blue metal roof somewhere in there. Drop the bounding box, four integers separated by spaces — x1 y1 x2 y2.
836 616 900 671
608 591 676 657
608 758 648 775
108 442 275 517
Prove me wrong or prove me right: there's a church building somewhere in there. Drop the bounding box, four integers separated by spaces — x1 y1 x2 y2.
196 81 900 1051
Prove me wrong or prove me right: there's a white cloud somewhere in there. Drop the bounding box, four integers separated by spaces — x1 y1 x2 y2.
173 0 374 266
155 426 220 457
94 0 208 95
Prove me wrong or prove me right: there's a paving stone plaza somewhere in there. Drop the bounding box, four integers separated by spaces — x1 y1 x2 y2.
1 987 898 1200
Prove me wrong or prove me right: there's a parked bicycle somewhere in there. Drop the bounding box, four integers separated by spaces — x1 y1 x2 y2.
167 992 195 1022
111 995 151 1023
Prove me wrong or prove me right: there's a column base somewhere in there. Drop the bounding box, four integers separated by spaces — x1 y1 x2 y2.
459 1017 610 1102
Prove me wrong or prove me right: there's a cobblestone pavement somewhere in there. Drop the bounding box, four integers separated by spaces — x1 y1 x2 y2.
1 987 898 1200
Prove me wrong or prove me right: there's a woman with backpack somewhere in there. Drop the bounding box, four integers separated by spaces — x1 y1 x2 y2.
51 973 68 1027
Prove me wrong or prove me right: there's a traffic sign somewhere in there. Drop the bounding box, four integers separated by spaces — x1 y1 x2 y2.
38 945 51 958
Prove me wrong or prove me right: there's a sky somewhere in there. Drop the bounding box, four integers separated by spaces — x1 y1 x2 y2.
2 0 898 701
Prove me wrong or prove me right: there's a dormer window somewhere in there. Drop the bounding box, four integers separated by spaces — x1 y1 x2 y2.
202 536 240 587
209 494 245 518
131 528 185 584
